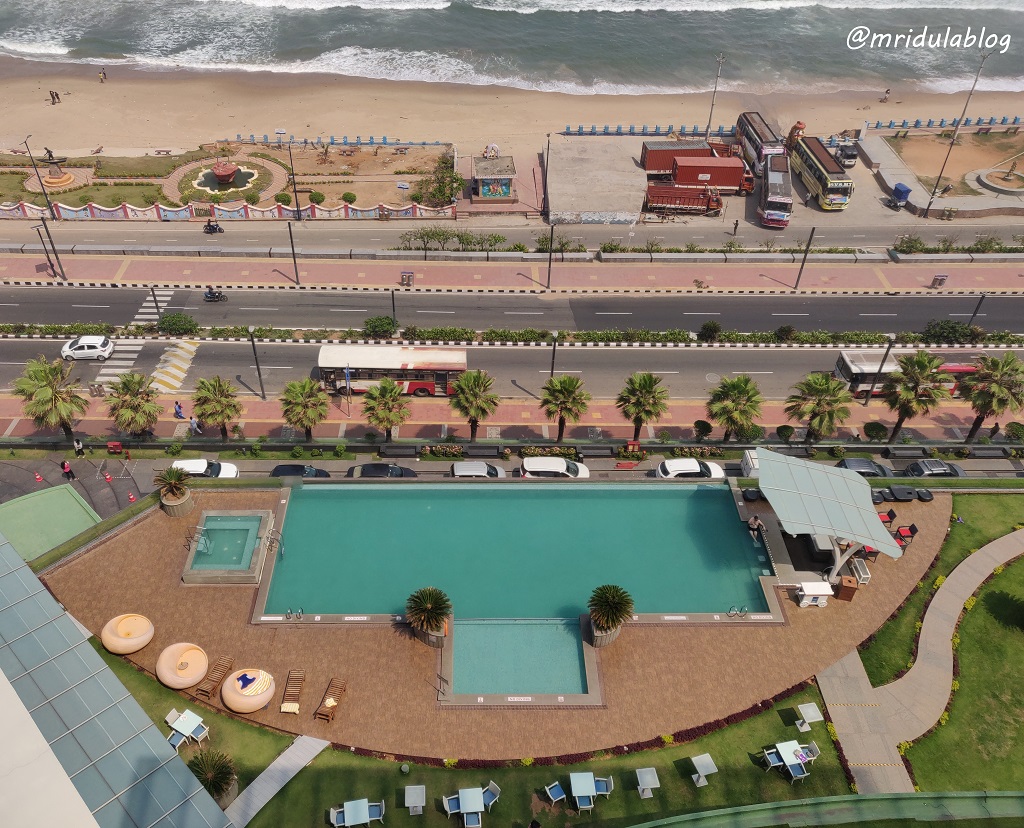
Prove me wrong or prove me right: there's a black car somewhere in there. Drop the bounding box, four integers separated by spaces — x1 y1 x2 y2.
269 464 332 478
903 459 967 478
345 463 418 478
835 458 892 478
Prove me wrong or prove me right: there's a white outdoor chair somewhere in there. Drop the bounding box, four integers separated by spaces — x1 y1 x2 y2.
594 776 613 797
166 730 186 752
368 801 385 824
482 781 501 812
762 748 784 772
443 794 460 819
329 806 344 828
544 782 566 804
190 723 210 745
802 741 821 764
164 708 179 726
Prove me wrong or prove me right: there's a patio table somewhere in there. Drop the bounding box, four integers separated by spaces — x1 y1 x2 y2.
569 773 596 798
405 786 426 815
171 710 203 739
691 753 718 787
890 485 917 502
459 788 485 815
796 702 824 732
775 740 808 779
344 799 370 827
635 767 660 797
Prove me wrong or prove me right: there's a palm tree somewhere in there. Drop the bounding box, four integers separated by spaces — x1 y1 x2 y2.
361 377 411 443
192 376 243 440
784 372 855 442
706 374 764 442
13 356 89 441
280 378 330 442
539 375 591 443
588 584 634 647
188 750 236 800
449 370 499 443
881 351 952 444
104 372 162 436
153 466 190 501
616 372 669 442
405 587 452 634
958 352 1024 443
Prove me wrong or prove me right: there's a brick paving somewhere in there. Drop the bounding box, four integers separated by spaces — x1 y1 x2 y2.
41 489 950 760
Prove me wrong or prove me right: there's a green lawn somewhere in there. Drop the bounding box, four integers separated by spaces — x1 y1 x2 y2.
906 555 1024 790
859 495 1024 687
55 183 167 208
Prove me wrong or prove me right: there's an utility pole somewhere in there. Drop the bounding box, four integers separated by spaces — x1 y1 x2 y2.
39 215 66 281
863 336 896 406
287 221 301 285
543 132 551 219
546 223 555 290
286 140 302 221
967 294 987 328
23 135 56 220
793 226 816 290
704 53 726 139
149 285 162 316
549 331 559 378
248 326 266 400
32 225 54 275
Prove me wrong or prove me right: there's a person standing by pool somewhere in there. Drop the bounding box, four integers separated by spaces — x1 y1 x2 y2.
747 515 765 540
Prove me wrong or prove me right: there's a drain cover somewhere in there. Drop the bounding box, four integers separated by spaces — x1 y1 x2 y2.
706 373 721 383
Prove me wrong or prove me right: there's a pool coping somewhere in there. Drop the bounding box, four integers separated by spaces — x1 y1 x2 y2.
182 509 274 584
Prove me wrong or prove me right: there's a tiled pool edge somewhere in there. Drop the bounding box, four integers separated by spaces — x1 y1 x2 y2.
251 488 292 621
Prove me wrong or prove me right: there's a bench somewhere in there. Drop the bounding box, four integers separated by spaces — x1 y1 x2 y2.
154 149 173 156
340 149 358 156
976 127 992 135
969 446 1010 459
882 446 928 459
463 444 501 458
393 148 408 155
379 444 419 458
779 446 814 458
578 445 617 457
106 441 123 455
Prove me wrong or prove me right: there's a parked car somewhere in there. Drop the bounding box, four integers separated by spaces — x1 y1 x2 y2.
520 457 590 479
656 458 726 480
346 463 418 478
903 459 967 478
270 464 331 478
450 461 506 478
835 458 892 478
61 335 115 361
171 459 239 479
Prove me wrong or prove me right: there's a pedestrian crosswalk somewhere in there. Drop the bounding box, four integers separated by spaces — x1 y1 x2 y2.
150 340 200 394
95 341 144 385
134 289 175 326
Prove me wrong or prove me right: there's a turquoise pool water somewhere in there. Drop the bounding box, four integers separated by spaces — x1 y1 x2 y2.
191 515 261 570
266 484 769 616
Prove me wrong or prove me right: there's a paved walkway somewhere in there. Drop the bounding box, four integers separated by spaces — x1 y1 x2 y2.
817 529 1024 794
224 734 330 827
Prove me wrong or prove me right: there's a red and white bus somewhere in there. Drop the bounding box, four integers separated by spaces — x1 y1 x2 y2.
833 350 979 399
317 345 467 397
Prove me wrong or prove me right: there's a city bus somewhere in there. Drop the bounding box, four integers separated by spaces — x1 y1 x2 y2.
758 154 793 228
317 345 467 396
833 350 978 399
790 136 854 210
736 112 785 176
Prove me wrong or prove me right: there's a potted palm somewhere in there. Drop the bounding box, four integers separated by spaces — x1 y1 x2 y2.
405 586 452 649
154 465 193 517
588 584 634 648
188 749 237 807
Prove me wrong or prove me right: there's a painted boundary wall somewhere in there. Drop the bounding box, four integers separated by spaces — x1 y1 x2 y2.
0 201 457 222
864 115 1022 131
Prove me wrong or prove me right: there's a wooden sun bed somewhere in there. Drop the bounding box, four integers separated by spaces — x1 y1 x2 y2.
314 678 348 722
195 656 233 700
280 670 305 713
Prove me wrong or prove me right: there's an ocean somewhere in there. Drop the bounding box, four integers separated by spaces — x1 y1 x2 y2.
1 0 1022 95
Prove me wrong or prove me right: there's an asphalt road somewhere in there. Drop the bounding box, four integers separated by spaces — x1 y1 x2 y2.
0 286 1016 334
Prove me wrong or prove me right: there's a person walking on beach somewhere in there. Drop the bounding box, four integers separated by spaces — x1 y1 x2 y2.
73 438 84 458
189 415 202 435
49 90 56 105
54 90 61 103
99 68 107 83
880 88 890 103
173 401 185 419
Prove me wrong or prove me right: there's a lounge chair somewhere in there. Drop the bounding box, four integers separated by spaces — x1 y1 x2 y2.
164 708 179 726
368 801 385 823
280 669 305 713
594 776 613 797
195 655 233 700
442 794 460 818
482 781 501 812
896 523 919 543
191 723 210 745
167 730 186 752
801 741 821 764
544 781 566 804
878 508 897 526
761 748 784 772
575 794 594 813
314 678 348 723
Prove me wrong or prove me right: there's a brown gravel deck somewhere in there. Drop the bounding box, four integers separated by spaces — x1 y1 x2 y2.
42 489 949 760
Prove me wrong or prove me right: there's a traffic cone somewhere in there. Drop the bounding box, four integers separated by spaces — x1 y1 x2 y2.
34 471 43 482
127 492 136 503
104 471 112 483
125 449 131 461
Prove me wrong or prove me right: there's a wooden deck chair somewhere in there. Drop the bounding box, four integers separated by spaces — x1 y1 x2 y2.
314 678 348 722
280 669 305 713
195 656 233 700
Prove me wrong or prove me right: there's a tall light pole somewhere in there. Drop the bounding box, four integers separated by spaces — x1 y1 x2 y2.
286 140 302 221
543 132 551 218
39 215 66 281
248 325 266 400
32 224 54 274
549 330 559 378
546 224 555 290
391 288 398 328
704 53 726 139
149 285 162 316
863 336 896 406
287 221 301 285
793 226 816 290
967 294 987 327
23 135 56 220
924 50 995 218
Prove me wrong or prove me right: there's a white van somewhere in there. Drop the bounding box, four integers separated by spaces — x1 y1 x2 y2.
520 456 590 479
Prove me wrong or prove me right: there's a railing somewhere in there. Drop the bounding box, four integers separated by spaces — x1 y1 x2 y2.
865 115 1021 131
560 124 737 137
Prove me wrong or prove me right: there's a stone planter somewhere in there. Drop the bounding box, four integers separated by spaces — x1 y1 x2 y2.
590 618 622 648
160 488 194 517
413 626 447 649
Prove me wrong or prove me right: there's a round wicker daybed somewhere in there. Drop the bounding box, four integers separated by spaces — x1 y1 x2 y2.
100 614 155 655
155 642 209 690
222 669 276 714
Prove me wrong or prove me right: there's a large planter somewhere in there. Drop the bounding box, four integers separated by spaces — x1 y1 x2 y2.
590 618 622 648
160 488 194 517
412 619 448 649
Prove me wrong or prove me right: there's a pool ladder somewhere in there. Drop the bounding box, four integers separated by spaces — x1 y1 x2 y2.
184 526 206 551
266 529 284 558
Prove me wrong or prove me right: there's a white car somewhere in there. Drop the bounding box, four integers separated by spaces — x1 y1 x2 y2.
171 459 239 479
61 336 115 361
450 461 506 478
520 456 590 479
656 458 726 480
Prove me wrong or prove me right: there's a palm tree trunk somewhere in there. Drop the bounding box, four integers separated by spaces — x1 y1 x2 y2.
556 416 566 443
887 415 907 444
723 429 732 443
632 420 642 442
62 423 74 441
964 414 986 444
305 427 313 442
384 427 393 443
220 423 229 440
469 417 478 443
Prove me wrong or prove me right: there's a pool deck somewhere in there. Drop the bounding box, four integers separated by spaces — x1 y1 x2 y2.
41 488 949 759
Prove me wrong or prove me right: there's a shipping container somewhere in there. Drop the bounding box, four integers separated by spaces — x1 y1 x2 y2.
645 184 723 215
640 139 713 174
671 156 754 195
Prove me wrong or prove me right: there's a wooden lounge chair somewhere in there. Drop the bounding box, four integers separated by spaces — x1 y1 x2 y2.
194 655 233 700
314 678 347 722
280 669 305 713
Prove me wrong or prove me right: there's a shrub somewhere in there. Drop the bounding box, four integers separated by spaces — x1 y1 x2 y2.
894 234 927 254
1005 422 1024 442
244 191 260 205
274 191 292 205
657 429 672 444
309 191 325 205
342 192 357 204
735 424 764 443
158 313 200 336
443 758 458 769
660 734 674 745
165 443 183 457
290 445 304 458
187 750 236 800
775 324 797 342
955 447 971 458
697 320 723 342
964 596 977 612
776 425 795 443
520 758 534 767
829 445 846 458
363 316 399 338
333 443 347 458
421 444 464 458
863 421 889 442
693 420 713 442
920 318 977 344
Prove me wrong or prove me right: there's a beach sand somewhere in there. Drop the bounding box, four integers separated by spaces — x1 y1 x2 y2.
4 56 1023 162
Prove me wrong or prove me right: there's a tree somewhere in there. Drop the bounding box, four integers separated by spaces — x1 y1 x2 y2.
958 352 1024 443
361 377 411 443
191 376 243 440
405 587 452 633
104 372 161 436
13 356 89 440
280 378 330 442
616 372 669 442
588 584 634 633
539 375 591 443
153 466 190 500
706 374 764 442
784 372 855 442
413 154 465 207
449 370 499 443
880 351 952 443
188 750 236 800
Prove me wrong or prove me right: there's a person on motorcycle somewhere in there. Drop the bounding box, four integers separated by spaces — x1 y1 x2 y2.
204 285 220 301
205 218 220 233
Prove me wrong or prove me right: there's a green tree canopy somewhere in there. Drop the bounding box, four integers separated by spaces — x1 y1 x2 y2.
361 377 411 443
706 374 764 442
616 372 669 442
280 378 330 442
880 351 952 444
449 370 499 443
192 376 243 440
13 356 89 440
784 372 855 442
104 372 162 436
958 352 1024 443
539 375 591 443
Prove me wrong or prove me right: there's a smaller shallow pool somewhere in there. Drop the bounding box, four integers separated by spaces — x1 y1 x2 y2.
183 511 272 584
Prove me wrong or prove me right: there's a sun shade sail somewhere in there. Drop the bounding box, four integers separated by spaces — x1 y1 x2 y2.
755 448 903 559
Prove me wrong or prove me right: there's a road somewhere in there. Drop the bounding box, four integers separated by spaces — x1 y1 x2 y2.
0 286 1015 333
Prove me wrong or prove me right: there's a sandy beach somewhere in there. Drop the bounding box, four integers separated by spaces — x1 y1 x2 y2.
4 56 1023 162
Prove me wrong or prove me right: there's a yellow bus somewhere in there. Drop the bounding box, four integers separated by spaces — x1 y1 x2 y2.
790 136 854 210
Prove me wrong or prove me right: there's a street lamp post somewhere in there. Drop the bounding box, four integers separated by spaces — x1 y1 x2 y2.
32 225 54 274
39 215 66 281
546 223 555 290
149 285 162 316
23 135 57 220
285 140 302 221
543 132 551 219
704 53 726 139
549 330 559 378
967 294 987 328
391 288 398 327
862 336 896 406
287 221 301 285
248 325 266 400
793 226 816 290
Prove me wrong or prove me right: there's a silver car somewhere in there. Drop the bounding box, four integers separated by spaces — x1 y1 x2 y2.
450 461 506 478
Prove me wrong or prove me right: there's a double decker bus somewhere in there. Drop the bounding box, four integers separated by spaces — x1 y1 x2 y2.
758 154 793 228
736 112 785 176
833 350 979 399
790 136 854 210
317 345 467 397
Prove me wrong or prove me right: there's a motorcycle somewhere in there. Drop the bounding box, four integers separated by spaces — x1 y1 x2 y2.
203 222 224 234
203 291 227 303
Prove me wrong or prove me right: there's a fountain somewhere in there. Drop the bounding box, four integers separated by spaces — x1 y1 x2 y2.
192 161 256 194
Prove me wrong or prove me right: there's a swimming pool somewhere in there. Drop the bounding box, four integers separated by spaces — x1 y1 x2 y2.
265 484 770 617
183 511 273 584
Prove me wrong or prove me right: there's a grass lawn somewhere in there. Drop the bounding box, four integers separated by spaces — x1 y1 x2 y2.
0 171 30 202
54 183 167 208
859 494 1024 687
906 555 1024 790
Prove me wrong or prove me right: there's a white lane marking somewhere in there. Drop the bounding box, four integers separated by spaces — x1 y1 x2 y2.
164 305 199 310
682 312 720 315
772 313 810 316
852 234 867 238
740 371 774 374
246 239 260 242
250 365 293 370
72 304 110 308
239 307 278 311
949 313 986 317
329 309 368 313
504 311 544 315
859 313 898 316
417 310 455 314
165 239 177 242
594 312 632 315
538 370 583 373
0 303 19 306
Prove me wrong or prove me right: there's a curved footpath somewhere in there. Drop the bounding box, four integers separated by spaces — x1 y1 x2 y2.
817 529 1024 795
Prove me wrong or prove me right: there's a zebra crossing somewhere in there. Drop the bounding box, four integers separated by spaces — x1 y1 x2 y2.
135 288 175 326
150 340 200 394
94 341 144 386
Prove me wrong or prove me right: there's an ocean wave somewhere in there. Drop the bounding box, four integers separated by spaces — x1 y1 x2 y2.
190 0 451 9
0 38 71 57
917 75 1024 94
188 0 1022 11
